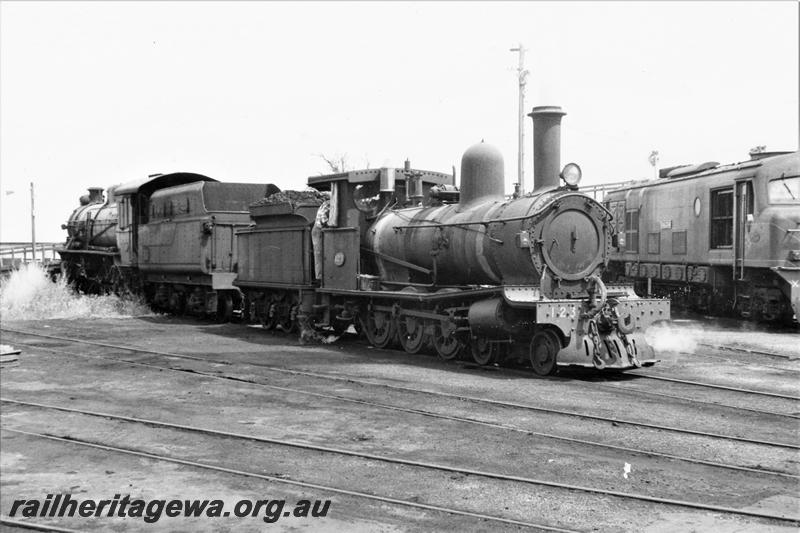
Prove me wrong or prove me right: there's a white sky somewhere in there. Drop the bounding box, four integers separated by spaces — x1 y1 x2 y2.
1 1 797 242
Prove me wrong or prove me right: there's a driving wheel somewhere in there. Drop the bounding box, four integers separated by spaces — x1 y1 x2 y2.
433 320 462 360
397 314 427 354
361 309 396 348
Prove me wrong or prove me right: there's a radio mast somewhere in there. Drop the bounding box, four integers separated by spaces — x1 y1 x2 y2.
510 44 529 195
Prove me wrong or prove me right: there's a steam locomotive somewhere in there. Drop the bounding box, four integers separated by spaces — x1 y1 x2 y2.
603 150 799 323
58 106 670 374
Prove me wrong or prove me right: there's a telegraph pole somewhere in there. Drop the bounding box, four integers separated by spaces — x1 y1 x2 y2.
510 44 529 194
30 182 36 262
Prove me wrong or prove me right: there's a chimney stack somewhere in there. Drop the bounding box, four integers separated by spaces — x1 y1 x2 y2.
529 106 566 192
87 187 104 204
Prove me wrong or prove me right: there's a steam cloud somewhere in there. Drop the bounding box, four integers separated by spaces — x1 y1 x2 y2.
0 263 152 321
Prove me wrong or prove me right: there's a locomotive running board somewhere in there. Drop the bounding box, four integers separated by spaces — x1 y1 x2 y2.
502 284 639 306
317 286 501 302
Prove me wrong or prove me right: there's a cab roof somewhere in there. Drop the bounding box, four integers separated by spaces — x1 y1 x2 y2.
307 167 453 191
115 172 217 197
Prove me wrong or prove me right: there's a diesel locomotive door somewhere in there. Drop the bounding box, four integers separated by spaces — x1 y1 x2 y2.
734 180 753 280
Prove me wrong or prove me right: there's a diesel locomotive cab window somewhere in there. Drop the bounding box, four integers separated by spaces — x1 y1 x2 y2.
625 209 639 252
139 197 148 223
768 176 800 203
710 188 733 248
353 182 381 213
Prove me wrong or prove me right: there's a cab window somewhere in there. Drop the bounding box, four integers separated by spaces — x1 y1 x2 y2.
768 176 799 203
353 182 381 213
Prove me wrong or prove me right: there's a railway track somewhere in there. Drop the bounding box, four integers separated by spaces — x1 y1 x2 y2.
626 372 799 401
5 326 798 406
4 330 799 478
575 380 800 420
0 426 569 533
465 361 799 418
2 401 798 525
4 328 797 449
5 326 797 403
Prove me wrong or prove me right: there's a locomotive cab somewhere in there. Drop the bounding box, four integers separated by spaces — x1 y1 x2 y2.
306 166 455 291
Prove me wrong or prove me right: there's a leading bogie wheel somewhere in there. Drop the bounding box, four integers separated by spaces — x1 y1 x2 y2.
530 330 560 376
470 336 498 365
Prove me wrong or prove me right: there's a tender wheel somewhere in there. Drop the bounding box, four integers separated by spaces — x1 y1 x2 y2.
432 320 462 360
168 292 186 315
470 336 497 365
530 330 560 376
261 301 277 330
216 292 233 322
396 314 427 354
240 296 252 323
361 309 396 348
279 305 298 333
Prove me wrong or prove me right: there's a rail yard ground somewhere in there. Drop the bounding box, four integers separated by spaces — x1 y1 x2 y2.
1 314 798 532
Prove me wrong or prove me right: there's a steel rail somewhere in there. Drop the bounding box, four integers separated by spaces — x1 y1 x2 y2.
0 428 571 532
627 372 800 401
2 407 798 524
678 350 800 374
588 382 800 420
2 328 798 450
0 518 85 533
699 342 797 360
0 328 233 365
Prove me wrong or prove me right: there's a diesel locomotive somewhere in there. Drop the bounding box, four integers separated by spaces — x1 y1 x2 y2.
603 150 800 323
58 106 670 374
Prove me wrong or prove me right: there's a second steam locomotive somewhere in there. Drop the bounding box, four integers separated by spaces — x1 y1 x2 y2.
58 106 670 375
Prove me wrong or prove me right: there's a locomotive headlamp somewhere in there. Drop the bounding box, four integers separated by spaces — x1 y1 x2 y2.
560 163 582 189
